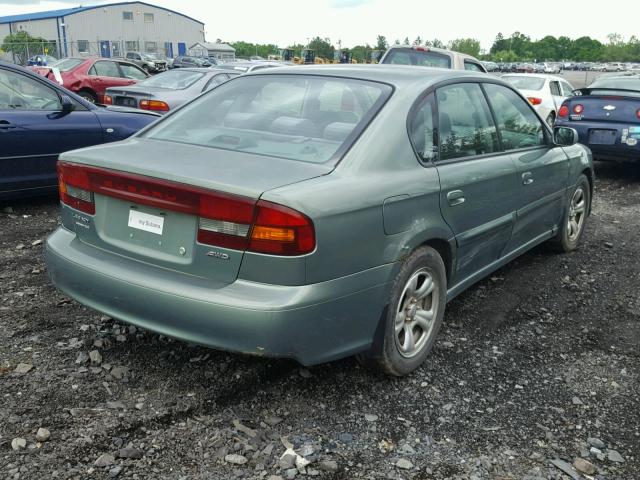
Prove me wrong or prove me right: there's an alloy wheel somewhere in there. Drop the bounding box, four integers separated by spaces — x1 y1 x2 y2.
567 186 587 241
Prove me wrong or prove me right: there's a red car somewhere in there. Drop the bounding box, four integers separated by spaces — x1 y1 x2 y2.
31 57 148 104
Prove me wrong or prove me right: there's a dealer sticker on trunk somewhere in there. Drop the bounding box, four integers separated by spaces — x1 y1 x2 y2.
128 210 164 235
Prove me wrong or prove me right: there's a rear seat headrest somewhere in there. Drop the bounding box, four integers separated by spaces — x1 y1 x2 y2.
270 116 317 137
323 122 355 142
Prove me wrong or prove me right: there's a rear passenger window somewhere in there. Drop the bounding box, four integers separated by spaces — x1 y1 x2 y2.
483 84 546 150
436 83 498 161
550 81 562 96
409 93 436 162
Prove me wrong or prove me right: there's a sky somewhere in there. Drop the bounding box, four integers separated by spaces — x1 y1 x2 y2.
0 0 636 51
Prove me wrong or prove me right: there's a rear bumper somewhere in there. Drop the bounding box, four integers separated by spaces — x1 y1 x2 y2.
46 227 392 365
556 121 640 161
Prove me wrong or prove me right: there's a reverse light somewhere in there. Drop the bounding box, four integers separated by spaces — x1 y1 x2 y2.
558 105 569 118
140 99 170 112
573 104 584 114
527 97 542 105
56 162 316 256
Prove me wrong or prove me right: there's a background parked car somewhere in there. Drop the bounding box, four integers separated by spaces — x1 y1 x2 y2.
0 61 158 199
379 45 487 72
124 52 168 73
172 56 212 68
105 68 240 113
46 66 592 376
502 74 575 125
556 74 640 162
27 54 58 66
31 57 148 104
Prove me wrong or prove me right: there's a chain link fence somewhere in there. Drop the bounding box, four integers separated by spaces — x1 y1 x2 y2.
1 40 171 65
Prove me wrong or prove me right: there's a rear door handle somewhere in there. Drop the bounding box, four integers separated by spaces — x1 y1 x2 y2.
522 172 534 185
447 190 465 206
0 120 16 130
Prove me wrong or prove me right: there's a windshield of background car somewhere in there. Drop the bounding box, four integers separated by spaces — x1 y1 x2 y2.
588 77 640 95
503 76 545 91
144 75 392 164
139 70 205 89
50 58 83 72
383 48 451 69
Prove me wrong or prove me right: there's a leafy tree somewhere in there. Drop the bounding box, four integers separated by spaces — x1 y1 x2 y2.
448 38 481 57
403 37 410 46
413 36 422 46
375 35 388 51
308 36 334 60
2 31 52 65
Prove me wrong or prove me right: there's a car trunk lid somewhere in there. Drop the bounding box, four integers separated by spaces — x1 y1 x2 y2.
565 94 640 123
58 138 330 283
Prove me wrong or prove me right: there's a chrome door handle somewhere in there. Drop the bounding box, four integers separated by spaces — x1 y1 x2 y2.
447 190 465 206
522 172 534 185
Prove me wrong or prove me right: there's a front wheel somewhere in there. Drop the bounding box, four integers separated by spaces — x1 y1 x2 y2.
551 174 590 252
78 90 97 103
365 246 447 376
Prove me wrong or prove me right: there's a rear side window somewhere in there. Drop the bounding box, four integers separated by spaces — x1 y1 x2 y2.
383 48 451 69
0 69 61 111
409 93 436 163
144 75 392 164
436 83 498 161
483 84 546 151
550 81 562 96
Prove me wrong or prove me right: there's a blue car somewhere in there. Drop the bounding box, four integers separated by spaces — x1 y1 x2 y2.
0 61 160 199
27 55 58 67
556 74 640 162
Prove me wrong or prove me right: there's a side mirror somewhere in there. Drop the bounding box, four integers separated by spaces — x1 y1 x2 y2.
554 126 578 146
60 95 75 112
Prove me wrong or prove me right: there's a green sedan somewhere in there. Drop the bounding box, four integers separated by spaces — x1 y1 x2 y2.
46 66 593 376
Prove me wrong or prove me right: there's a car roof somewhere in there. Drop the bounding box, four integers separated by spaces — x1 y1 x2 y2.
383 45 481 62
502 73 566 82
245 64 486 88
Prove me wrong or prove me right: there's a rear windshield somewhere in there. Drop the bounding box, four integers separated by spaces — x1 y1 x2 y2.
503 76 545 91
138 70 205 89
50 58 83 72
382 48 451 69
588 77 640 92
144 74 392 164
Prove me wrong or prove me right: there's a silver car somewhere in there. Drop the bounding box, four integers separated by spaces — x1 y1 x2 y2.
105 68 239 114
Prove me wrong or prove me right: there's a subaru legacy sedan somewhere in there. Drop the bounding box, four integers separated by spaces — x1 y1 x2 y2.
46 66 593 376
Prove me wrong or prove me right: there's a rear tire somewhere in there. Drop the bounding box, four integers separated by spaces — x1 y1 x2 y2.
78 90 97 104
546 112 556 127
550 174 590 252
362 246 447 377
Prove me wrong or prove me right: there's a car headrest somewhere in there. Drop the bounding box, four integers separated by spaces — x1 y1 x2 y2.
270 116 317 137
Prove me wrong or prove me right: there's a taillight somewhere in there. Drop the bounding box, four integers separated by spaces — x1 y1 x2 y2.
527 97 542 105
636 109 640 119
558 105 569 118
140 99 170 112
412 46 428 52
573 104 584 114
103 95 113 105
56 162 316 256
249 201 315 255
57 162 95 214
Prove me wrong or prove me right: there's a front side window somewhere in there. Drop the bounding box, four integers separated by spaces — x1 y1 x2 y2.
144 75 392 164
90 60 121 78
483 83 546 151
561 82 574 97
0 69 61 111
464 61 485 72
436 83 498 161
409 93 436 163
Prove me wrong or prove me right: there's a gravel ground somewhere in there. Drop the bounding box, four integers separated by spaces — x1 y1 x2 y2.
1 162 639 480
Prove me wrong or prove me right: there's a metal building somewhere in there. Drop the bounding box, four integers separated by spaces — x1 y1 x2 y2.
0 1 205 61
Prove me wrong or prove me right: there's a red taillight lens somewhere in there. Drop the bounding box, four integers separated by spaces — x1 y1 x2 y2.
57 162 95 214
140 99 170 111
56 162 316 256
103 95 113 105
636 109 640 119
573 104 584 114
249 201 315 255
558 105 569 118
527 97 542 105
412 46 428 52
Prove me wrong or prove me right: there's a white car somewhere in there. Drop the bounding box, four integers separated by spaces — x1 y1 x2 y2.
502 74 574 125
